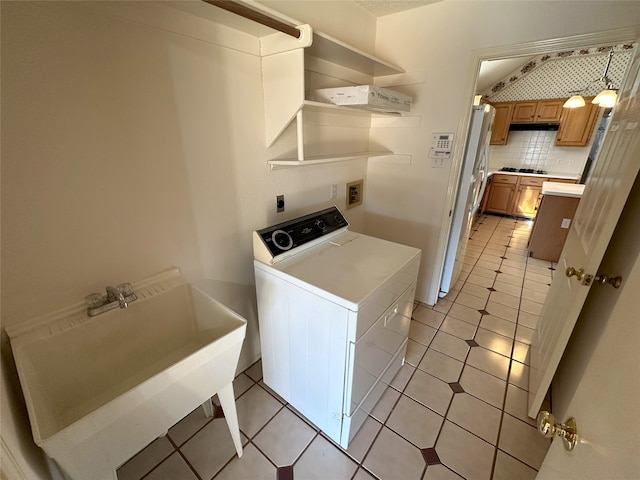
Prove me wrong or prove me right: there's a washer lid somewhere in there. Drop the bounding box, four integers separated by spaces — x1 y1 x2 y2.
253 206 349 265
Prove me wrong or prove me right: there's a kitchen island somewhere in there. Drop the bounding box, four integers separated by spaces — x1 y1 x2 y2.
527 182 585 261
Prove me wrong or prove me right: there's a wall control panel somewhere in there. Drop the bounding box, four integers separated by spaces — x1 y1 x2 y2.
429 133 454 167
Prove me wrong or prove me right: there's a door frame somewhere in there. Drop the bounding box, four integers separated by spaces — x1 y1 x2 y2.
429 25 640 305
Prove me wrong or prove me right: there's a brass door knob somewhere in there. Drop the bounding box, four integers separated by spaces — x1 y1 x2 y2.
537 411 578 451
595 274 623 288
565 267 585 281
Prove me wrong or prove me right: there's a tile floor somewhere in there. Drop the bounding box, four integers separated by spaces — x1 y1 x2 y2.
117 214 554 480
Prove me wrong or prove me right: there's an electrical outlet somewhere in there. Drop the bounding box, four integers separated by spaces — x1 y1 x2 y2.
346 179 363 209
276 194 285 213
330 184 337 199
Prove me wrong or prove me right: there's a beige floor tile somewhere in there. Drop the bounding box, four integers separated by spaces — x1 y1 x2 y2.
181 417 248 480
466 273 495 288
363 427 426 480
168 406 212 448
489 290 520 309
423 464 465 480
405 339 428 367
473 329 513 358
404 369 454 415
244 360 263 382
233 373 256 399
117 437 174 480
387 395 444 447
466 347 510 380
345 417 382 463
143 453 197 480
494 272 523 287
434 298 453 314
436 421 494 480
525 264 554 276
370 386 401 423
501 258 526 269
447 393 502 444
478 315 516 339
520 298 543 315
479 253 503 264
391 363 415 391
430 331 470 362
295 436 358 480
215 443 276 480
512 341 531 365
497 265 525 278
409 320 438 346
508 360 529 391
492 450 538 480
504 384 538 427
526 289 548 305
476 259 501 270
523 279 550 294
459 365 507 409
498 414 551 470
253 408 315 466
454 292 487 310
524 271 552 284
526 257 551 267
447 303 482 326
235 384 283 437
440 316 477 340
517 311 540 329
413 306 446 329
418 348 464 383
493 281 522 298
353 467 377 480
461 282 491 301
485 301 518 323
470 266 498 281
515 325 535 345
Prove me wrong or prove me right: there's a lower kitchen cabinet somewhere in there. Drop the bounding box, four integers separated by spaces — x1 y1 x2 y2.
485 175 517 214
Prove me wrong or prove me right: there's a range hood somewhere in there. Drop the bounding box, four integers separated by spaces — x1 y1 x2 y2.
509 123 559 131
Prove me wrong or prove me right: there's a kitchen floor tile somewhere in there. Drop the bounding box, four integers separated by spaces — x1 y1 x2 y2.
413 306 446 329
253 408 315 466
235 384 283 437
214 443 276 480
466 347 510 380
488 290 520 309
512 341 531 365
423 464 465 480
494 272 523 287
404 369 454 415
518 311 540 329
430 331 470 362
433 298 453 314
492 280 522 297
409 320 438 346
143 453 197 480
466 273 495 288
436 420 494 480
353 468 377 480
523 279 550 294
440 316 478 340
418 348 465 383
504 384 537 427
181 417 248 480
498 413 550 470
520 298 543 315
295 435 358 480
473 328 514 358
492 450 538 480
363 427 426 480
478 315 516 339
468 266 498 281
117 437 174 480
524 271 552 284
345 416 382 463
508 360 529 391
391 363 416 392
447 303 482 326
446 393 502 445
459 365 507 409
515 325 535 345
386 395 444 447
485 301 519 323
405 339 428 366
454 292 487 310
370 385 401 423
460 282 491 300
244 360 263 382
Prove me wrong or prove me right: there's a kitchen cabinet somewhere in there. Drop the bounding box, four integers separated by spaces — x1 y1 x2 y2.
489 103 514 145
482 174 578 218
511 99 564 123
556 99 600 146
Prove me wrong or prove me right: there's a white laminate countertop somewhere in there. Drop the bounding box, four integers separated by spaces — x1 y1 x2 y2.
541 181 585 198
487 171 581 181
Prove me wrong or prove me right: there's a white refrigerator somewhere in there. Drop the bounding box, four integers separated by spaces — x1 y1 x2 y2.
439 104 495 297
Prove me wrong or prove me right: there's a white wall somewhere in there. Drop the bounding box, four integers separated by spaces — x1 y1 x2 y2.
369 1 640 304
1 1 374 475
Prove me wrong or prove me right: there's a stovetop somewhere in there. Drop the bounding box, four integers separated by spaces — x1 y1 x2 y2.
499 167 548 175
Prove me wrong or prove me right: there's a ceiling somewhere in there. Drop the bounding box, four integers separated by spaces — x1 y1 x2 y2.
353 0 441 17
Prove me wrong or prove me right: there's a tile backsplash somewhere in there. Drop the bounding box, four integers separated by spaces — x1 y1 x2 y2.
489 131 590 175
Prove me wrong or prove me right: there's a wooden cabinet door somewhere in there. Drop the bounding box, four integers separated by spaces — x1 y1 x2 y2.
513 185 542 218
511 101 538 122
556 100 600 146
535 100 564 122
486 182 516 214
490 103 514 145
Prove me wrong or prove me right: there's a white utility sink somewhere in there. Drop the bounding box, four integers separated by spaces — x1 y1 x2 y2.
6 268 246 480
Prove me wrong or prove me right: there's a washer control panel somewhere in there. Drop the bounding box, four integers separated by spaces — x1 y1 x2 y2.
255 206 349 258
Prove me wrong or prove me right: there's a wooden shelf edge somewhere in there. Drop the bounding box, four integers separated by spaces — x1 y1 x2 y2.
267 151 392 169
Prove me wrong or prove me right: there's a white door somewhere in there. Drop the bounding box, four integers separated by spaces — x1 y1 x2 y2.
536 175 640 479
528 47 640 416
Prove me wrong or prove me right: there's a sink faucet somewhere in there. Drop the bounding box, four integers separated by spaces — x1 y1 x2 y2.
106 285 128 308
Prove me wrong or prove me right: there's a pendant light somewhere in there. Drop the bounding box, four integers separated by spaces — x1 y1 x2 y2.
563 49 618 109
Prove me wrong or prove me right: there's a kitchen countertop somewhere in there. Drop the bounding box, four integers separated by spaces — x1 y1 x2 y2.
487 170 581 181
541 181 585 198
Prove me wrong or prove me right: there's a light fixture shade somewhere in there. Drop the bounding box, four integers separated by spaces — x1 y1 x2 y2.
592 89 617 108
563 95 586 108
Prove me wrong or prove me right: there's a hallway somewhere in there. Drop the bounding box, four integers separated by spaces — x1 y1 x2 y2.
117 214 554 480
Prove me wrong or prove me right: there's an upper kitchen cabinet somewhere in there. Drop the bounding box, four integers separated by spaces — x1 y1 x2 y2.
511 99 564 123
489 102 514 145
556 99 600 147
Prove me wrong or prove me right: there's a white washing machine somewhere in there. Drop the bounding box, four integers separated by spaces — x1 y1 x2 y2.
253 206 421 448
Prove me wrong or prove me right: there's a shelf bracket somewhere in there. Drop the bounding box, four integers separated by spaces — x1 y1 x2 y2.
261 24 313 56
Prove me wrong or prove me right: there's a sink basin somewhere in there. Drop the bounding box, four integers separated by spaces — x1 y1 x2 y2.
6 268 247 480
